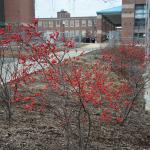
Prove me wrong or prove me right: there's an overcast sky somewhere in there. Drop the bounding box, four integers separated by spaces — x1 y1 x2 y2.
35 0 122 18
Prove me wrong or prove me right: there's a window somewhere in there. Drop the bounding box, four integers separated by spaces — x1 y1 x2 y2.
75 20 79 27
49 21 53 27
82 30 86 37
88 20 92 26
43 21 49 28
56 20 60 27
135 4 146 19
68 31 71 37
134 4 146 28
65 31 69 37
75 30 80 36
64 20 69 27
134 33 145 39
134 18 145 27
70 20 74 27
82 20 86 27
38 21 42 27
70 30 75 37
93 20 96 24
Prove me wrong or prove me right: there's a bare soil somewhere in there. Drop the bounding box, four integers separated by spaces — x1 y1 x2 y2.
0 96 150 150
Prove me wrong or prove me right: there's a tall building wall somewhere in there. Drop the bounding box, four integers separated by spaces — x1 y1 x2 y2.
0 0 5 26
19 0 35 23
4 0 35 24
121 0 146 42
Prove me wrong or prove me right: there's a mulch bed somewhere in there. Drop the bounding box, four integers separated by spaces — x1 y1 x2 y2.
0 49 150 150
0 95 150 150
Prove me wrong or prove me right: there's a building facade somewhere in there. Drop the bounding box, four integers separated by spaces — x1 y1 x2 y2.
96 0 147 43
38 10 97 41
121 0 146 43
0 0 148 43
0 0 35 26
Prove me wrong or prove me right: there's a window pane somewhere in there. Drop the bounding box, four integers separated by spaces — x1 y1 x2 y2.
82 30 86 36
135 19 145 26
135 4 146 19
56 21 60 27
70 20 74 27
43 21 49 28
38 21 42 27
70 30 75 37
75 20 79 27
75 30 79 36
65 20 69 27
82 20 86 27
49 21 53 27
88 20 92 26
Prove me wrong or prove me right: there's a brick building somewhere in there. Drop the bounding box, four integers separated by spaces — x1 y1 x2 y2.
96 0 147 43
38 10 97 41
122 0 146 43
0 0 35 27
0 0 148 43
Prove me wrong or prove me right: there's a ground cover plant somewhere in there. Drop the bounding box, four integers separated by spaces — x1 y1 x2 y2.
0 20 150 149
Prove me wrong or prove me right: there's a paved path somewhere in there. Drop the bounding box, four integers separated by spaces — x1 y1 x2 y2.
144 66 150 111
0 43 104 83
145 83 150 111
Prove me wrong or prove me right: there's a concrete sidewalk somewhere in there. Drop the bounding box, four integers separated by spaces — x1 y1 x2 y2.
144 65 150 111
1 43 107 83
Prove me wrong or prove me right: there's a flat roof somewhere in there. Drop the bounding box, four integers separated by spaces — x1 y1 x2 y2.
38 16 97 20
96 6 122 14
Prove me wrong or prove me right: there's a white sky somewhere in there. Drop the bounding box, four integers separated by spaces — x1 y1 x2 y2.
35 0 122 18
